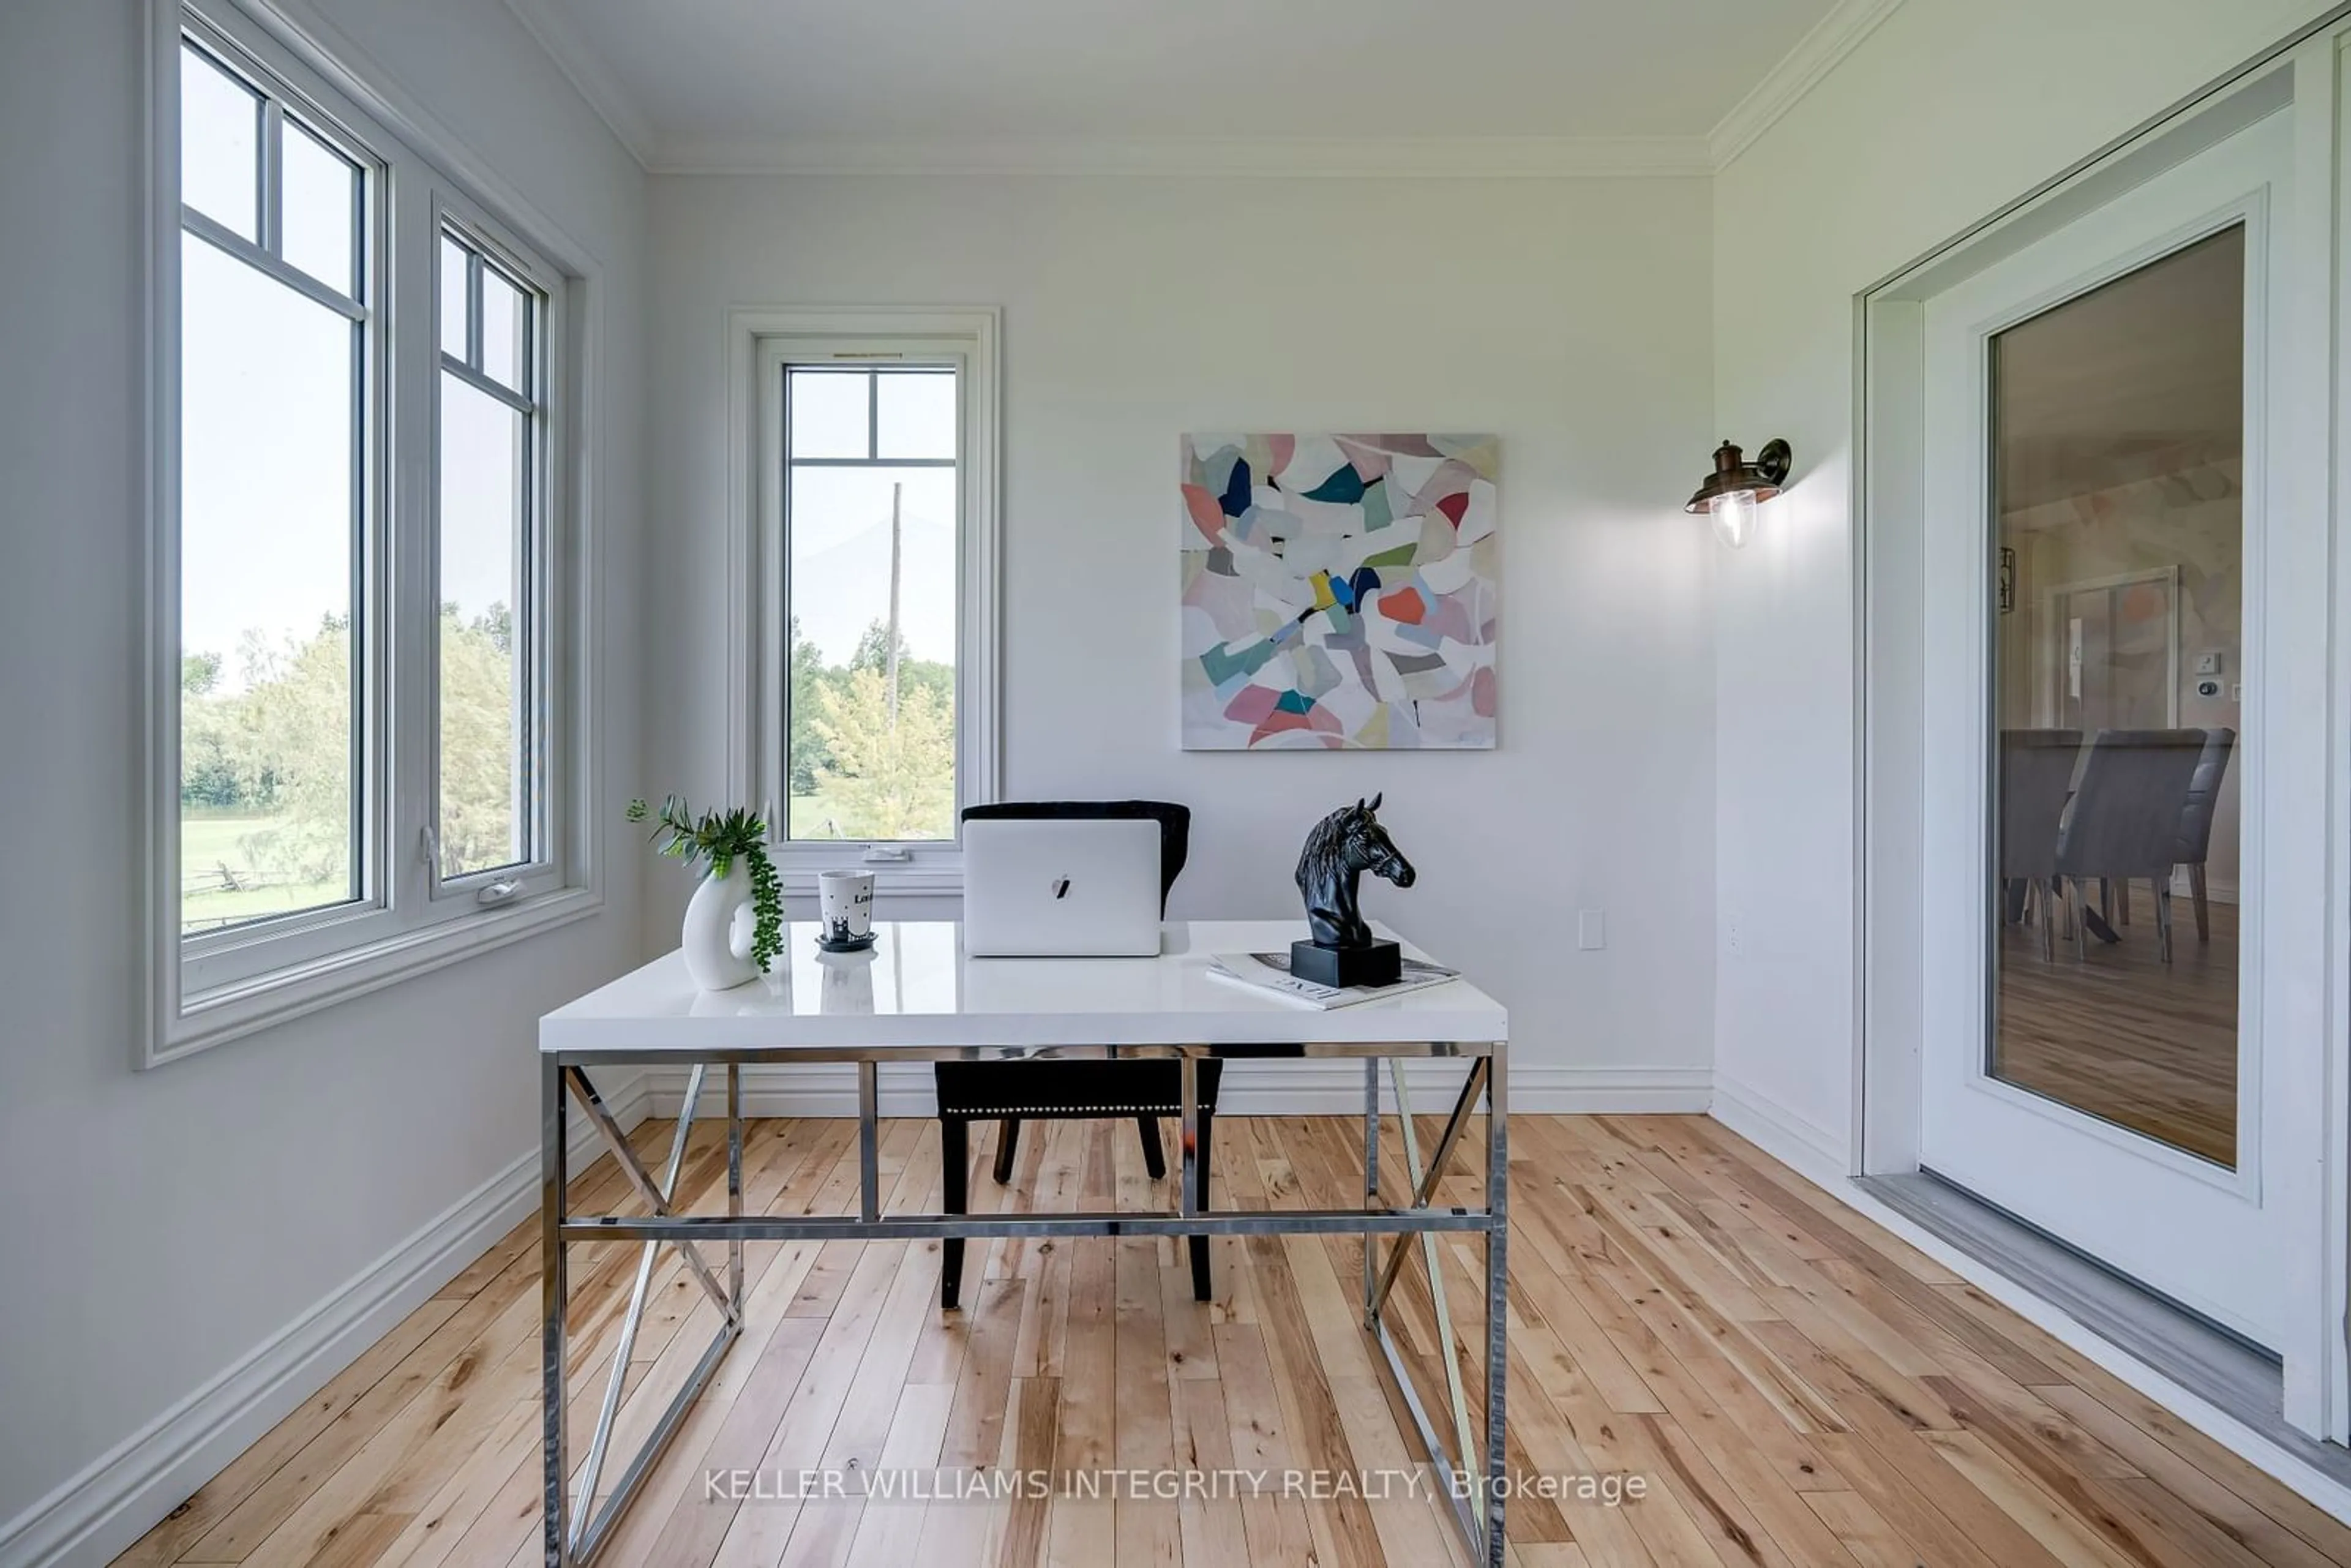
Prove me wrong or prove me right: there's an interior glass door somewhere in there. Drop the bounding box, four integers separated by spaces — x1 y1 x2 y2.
1916 103 2286 1350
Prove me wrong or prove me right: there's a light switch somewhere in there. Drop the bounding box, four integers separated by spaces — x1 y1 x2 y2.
1577 909 1605 951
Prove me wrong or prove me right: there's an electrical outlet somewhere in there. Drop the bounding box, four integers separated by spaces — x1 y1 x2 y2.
1725 918 1743 956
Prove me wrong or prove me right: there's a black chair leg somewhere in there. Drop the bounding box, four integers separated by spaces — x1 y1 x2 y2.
991 1117 1021 1185
1136 1116 1167 1180
941 1118 969 1311
1189 1111 1213 1302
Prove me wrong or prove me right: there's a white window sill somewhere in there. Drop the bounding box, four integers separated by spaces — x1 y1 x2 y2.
776 866 964 900
769 843 964 902
149 885 602 1068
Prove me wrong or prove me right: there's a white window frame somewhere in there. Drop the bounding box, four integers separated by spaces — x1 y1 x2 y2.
429 202 563 905
144 0 597 1067
727 307 1002 895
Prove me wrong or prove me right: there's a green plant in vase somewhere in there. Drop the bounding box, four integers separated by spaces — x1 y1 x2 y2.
628 795 784 988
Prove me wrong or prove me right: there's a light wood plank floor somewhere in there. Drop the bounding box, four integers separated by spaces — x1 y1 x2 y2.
1997 890 2239 1166
116 1111 2351 1567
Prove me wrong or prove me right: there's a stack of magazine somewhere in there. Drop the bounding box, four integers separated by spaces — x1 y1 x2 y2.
1205 949 1460 1010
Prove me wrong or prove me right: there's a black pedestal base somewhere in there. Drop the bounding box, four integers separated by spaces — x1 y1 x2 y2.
1289 938 1401 989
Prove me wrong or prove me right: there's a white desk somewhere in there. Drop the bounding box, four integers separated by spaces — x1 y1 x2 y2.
538 920 1509 1566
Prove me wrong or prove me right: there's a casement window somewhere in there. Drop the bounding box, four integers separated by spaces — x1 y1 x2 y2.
151 3 590 1064
434 225 549 883
736 310 1000 893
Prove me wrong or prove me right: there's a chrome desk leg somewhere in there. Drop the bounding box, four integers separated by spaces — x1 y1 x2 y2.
1362 1057 1379 1316
1355 1053 1501 1566
563 1068 732 1317
551 1063 741 1565
727 1062 743 1307
541 1054 568 1568
1483 1048 1509 1568
857 1062 879 1223
571 1065 707 1535
1366 1060 1488 1322
1389 1058 1480 1537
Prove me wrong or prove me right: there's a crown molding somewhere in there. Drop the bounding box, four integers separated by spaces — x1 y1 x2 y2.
1708 0 1910 170
501 0 656 169
644 133 1715 179
501 0 1908 182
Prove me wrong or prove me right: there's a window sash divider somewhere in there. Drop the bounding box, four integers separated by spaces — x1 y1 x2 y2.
182 206 366 319
259 94 283 255
438 352 535 416
784 456 958 470
465 249 484 372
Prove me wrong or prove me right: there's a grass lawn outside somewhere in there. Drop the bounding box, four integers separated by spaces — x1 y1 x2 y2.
787 781 876 841
181 812 347 931
784 781 953 844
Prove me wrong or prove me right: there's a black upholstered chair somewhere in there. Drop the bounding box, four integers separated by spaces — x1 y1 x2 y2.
2173 727 2236 942
1999 728 2083 959
937 800 1221 1310
2055 729 2206 963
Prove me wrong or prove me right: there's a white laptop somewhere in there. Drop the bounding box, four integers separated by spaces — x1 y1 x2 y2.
962 818 1164 957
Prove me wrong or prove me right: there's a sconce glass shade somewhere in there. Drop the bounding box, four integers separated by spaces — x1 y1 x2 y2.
1708 489 1757 549
1686 438 1791 549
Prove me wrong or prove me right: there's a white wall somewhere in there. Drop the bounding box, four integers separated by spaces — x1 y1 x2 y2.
0 1 643 1558
643 171 1721 1106
1710 0 2334 1164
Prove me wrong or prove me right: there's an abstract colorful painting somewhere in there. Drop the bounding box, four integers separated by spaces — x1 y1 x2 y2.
1181 433 1498 749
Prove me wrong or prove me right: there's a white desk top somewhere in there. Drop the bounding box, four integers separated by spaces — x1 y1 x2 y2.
540 920 1506 1054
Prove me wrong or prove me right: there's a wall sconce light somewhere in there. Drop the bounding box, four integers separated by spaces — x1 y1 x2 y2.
1685 438 1792 549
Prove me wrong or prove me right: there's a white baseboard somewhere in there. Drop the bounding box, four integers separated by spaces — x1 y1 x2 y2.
639 1062 1712 1119
1703 1090 2351 1531
1708 1072 1851 1179
1507 1065 1711 1114
0 1075 649 1568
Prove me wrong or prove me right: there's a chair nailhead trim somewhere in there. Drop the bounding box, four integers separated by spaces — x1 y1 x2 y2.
947 1104 1220 1117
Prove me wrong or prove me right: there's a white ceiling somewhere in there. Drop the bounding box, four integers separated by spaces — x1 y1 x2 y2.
506 0 1889 173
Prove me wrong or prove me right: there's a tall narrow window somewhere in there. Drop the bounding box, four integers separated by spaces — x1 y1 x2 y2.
782 364 961 844
437 228 543 879
158 2 583 1063
176 34 369 934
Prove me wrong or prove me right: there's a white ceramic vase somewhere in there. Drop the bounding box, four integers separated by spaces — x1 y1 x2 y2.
681 861 761 991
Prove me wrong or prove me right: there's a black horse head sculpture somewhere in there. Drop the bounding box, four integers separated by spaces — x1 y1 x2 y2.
1295 793 1417 950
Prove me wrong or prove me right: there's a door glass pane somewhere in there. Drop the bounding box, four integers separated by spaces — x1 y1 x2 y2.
438 372 529 876
179 231 360 931
181 43 260 241
784 368 958 842
1989 225 2244 1167
280 121 359 297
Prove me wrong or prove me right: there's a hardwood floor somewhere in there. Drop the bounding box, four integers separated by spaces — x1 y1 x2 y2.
116 1111 2350 1567
1996 888 2239 1166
